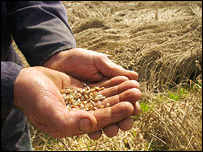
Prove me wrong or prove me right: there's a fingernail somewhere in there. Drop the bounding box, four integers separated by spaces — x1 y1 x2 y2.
79 119 92 131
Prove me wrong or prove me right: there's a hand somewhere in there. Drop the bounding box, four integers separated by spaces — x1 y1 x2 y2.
14 66 141 139
43 48 141 139
87 76 141 139
43 48 138 82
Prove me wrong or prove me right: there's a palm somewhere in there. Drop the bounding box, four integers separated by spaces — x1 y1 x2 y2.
14 67 72 136
14 67 141 139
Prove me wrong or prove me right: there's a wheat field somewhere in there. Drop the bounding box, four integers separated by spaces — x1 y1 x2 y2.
14 1 202 151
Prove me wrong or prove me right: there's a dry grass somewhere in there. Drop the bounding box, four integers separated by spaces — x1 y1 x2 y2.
14 1 202 151
139 79 202 151
65 1 202 91
29 80 202 151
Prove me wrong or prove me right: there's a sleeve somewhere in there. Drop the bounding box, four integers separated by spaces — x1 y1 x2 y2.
1 62 23 126
6 1 76 66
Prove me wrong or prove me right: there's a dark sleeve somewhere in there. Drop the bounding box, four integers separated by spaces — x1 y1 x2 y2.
6 1 76 66
1 62 23 127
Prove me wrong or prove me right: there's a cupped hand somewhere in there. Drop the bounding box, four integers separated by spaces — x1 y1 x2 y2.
43 48 138 82
14 66 141 139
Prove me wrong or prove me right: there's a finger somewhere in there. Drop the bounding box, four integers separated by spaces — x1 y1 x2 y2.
103 123 119 137
99 76 129 88
92 102 134 131
88 130 102 140
100 88 141 107
118 116 134 131
95 55 138 80
132 101 141 116
100 80 139 98
89 75 129 88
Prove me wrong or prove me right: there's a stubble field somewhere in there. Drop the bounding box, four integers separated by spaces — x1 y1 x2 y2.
16 1 202 151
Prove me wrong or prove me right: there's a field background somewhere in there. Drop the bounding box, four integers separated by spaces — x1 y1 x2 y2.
15 1 202 151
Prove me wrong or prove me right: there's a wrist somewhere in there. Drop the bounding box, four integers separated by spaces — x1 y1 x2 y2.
13 67 38 108
13 68 28 108
43 50 69 70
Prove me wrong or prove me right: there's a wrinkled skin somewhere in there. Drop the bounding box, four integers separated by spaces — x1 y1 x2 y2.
14 48 141 140
43 48 141 139
43 48 138 82
14 67 141 139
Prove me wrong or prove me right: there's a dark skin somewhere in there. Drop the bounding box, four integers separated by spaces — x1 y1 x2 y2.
14 48 141 140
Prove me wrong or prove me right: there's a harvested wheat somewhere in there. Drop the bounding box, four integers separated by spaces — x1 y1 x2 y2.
60 83 108 111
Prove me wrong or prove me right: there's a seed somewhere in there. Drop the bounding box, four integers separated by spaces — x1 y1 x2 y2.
83 101 87 105
63 96 67 101
90 88 95 93
65 89 71 94
77 93 82 98
84 108 89 111
60 84 106 111
100 87 105 90
97 94 104 98
68 95 74 100
94 87 100 91
71 105 76 108
80 96 84 101
100 97 106 101
68 99 73 105
78 89 83 94
106 103 110 107
80 104 84 108
84 94 88 99
88 95 93 100
77 103 82 107
67 107 72 111
90 100 96 106
86 90 91 94
87 104 93 109
92 107 98 110
93 98 99 102
60 89 65 94
99 105 105 108
89 92 93 97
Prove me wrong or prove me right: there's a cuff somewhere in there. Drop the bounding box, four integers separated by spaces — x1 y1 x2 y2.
1 62 23 122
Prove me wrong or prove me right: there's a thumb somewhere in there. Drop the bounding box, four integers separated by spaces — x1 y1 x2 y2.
64 110 97 133
94 54 138 80
37 108 97 138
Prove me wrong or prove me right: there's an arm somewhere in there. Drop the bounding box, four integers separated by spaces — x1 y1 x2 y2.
6 1 76 66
